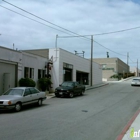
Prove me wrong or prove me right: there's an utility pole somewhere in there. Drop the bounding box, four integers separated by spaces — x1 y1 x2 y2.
137 59 139 77
90 35 93 86
127 52 129 77
127 52 129 65
55 34 58 48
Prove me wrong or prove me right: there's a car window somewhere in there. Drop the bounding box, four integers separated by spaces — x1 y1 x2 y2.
24 89 31 96
4 89 24 96
75 82 79 86
29 88 39 94
133 79 140 82
61 82 74 87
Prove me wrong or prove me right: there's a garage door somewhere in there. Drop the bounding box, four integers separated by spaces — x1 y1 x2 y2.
0 62 17 95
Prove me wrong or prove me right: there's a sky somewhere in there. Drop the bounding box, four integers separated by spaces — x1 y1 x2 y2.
0 0 140 67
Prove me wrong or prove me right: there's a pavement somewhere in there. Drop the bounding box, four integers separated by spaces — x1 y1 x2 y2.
46 78 140 140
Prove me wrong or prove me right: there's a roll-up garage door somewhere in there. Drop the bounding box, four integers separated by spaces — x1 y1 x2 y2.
0 61 17 95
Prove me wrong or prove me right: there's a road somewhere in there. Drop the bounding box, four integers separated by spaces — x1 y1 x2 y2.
0 79 140 140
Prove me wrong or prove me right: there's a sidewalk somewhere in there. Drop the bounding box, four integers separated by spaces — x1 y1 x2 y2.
46 82 109 99
117 109 140 140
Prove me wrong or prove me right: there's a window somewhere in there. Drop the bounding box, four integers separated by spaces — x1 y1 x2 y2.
24 67 29 78
38 69 42 79
30 68 34 79
24 89 31 96
30 88 39 94
43 70 46 78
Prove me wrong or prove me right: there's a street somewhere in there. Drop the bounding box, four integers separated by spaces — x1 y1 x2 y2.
1 79 140 140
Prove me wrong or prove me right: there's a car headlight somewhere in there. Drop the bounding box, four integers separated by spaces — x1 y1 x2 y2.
8 101 12 105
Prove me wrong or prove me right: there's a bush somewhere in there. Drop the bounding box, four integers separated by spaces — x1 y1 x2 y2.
38 78 52 91
19 78 36 87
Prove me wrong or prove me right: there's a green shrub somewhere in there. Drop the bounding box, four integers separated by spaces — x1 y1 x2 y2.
19 78 36 87
38 78 52 91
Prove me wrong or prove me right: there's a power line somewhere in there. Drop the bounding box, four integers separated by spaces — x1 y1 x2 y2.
55 27 140 38
1 1 133 58
0 5 74 35
2 0 91 41
93 40 127 56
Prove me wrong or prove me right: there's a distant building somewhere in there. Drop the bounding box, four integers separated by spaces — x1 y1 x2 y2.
130 67 140 76
93 58 129 81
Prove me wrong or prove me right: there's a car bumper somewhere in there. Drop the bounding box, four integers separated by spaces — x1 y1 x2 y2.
0 105 15 110
55 92 69 96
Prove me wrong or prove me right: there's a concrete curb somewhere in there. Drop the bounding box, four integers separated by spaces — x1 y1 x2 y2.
116 109 140 140
85 83 109 90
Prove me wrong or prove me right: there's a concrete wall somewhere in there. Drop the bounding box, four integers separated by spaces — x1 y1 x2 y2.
22 52 47 84
0 46 48 94
49 48 102 89
94 58 129 80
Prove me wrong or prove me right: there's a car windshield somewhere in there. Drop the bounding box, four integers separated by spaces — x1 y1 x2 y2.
132 79 140 82
3 89 24 96
61 82 74 87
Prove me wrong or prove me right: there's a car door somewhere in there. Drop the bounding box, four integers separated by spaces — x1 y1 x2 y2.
22 88 33 105
29 88 40 103
74 82 79 94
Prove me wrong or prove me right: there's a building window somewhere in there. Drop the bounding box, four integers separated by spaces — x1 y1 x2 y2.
24 67 29 78
38 69 42 79
43 70 46 78
30 68 34 79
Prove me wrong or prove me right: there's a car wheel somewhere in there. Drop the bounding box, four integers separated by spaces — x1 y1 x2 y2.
69 92 74 98
38 99 42 106
81 90 85 96
15 103 22 112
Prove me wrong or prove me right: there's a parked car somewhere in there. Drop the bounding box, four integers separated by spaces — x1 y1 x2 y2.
0 87 46 112
131 77 140 86
55 81 85 98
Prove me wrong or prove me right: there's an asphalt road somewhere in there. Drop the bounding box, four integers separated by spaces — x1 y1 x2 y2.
1 79 140 140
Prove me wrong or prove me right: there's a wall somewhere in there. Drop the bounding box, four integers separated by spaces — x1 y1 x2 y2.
49 48 102 89
22 52 47 84
0 46 22 94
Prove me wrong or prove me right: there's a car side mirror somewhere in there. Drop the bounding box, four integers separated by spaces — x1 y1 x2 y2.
59 84 61 86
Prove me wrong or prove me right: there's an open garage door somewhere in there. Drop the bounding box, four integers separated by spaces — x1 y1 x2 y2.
76 71 89 85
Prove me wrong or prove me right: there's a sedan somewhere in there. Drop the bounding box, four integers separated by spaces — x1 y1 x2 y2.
0 87 46 112
131 78 140 86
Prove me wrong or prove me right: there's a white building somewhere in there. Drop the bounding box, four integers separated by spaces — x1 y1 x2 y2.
49 48 102 89
0 46 47 95
0 46 102 95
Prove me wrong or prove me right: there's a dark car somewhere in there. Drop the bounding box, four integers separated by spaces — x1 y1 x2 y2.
55 81 85 98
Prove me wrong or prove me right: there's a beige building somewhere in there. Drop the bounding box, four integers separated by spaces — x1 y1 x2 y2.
93 58 129 81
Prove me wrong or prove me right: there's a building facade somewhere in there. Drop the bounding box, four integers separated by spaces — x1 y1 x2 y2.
93 58 129 81
0 46 47 95
0 46 102 94
49 48 102 89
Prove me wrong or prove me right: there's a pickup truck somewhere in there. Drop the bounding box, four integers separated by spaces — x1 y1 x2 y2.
55 81 85 98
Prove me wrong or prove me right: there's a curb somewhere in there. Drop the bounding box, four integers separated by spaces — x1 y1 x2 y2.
116 109 140 140
86 83 109 91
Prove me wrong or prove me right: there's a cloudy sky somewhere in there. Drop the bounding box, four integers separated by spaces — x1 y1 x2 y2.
0 0 140 67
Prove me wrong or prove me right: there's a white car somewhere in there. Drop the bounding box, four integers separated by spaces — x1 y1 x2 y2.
131 78 140 86
0 87 46 112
